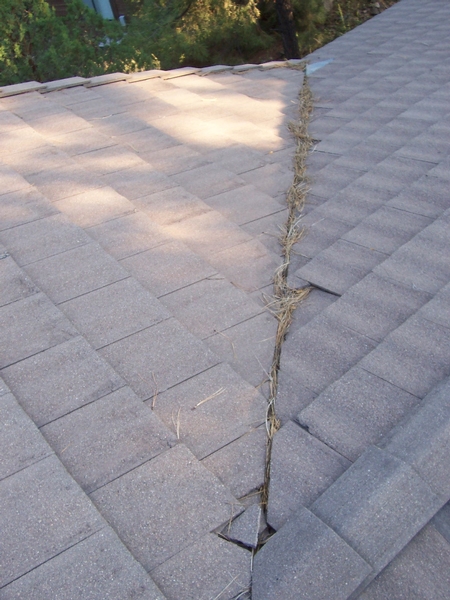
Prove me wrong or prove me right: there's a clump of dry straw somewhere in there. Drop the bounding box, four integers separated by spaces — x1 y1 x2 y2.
261 71 314 509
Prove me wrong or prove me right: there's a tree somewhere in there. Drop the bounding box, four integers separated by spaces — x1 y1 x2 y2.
275 0 300 58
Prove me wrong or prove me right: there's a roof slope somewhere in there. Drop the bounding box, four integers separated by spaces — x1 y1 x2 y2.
255 0 450 597
0 59 305 599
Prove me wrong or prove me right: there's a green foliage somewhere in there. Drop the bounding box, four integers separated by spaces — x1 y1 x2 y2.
258 0 326 56
122 0 271 70
0 0 124 85
293 0 327 53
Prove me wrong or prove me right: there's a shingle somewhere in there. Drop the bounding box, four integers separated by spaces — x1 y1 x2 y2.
378 377 450 497
206 239 279 293
275 370 317 425
0 294 78 369
358 525 450 600
206 144 267 175
98 318 219 399
201 426 267 499
252 505 371 600
267 421 350 530
154 363 265 459
298 367 420 462
60 278 169 349
342 206 433 254
54 187 135 228
0 392 53 480
373 216 450 293
240 163 294 197
172 163 246 200
360 314 450 398
224 504 263 549
0 528 166 600
0 214 91 267
74 145 145 176
0 188 57 232
141 143 211 176
41 386 176 493
324 272 431 342
163 210 253 258
120 240 217 297
296 214 352 258
432 502 450 544
26 164 104 201
87 212 170 260
90 444 242 571
311 446 443 573
151 533 251 600
0 164 30 196
395 132 450 164
205 311 277 388
280 313 376 395
295 239 387 296
100 165 177 200
160 277 262 340
25 243 128 304
240 209 287 256
47 128 116 156
1 336 124 427
0 255 38 307
310 181 393 226
418 281 450 328
133 186 212 226
204 185 283 226
387 175 450 218
0 456 104 587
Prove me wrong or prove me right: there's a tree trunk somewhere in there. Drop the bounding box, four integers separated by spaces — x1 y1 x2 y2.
275 0 300 59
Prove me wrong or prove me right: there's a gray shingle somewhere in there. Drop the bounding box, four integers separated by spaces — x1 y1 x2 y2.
1 336 124 427
0 392 53 480
267 421 350 530
298 367 420 461
0 255 38 307
98 318 219 399
295 239 387 296
224 504 262 549
252 505 372 600
324 272 431 342
0 214 91 267
360 314 450 398
90 444 242 571
378 377 450 497
41 386 176 493
160 277 262 340
387 175 450 218
280 313 376 395
0 188 57 232
201 425 267 499
0 528 166 600
432 502 450 544
151 534 251 600
60 278 170 349
153 363 265 459
25 243 129 304
0 294 78 369
373 216 450 293
0 456 104 587
342 206 433 255
359 525 450 600
311 446 443 573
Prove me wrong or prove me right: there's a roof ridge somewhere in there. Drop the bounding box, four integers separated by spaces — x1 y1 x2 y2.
0 60 305 99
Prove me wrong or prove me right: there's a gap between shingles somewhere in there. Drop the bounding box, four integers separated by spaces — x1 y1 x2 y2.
259 70 315 521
